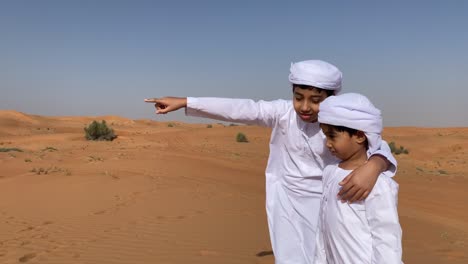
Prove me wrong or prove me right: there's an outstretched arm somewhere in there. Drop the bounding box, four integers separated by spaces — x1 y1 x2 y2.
146 96 290 128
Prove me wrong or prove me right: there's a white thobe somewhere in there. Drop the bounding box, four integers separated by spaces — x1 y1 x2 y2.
315 164 402 264
186 98 397 264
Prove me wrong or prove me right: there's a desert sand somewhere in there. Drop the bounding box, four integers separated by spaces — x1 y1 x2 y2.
0 110 467 264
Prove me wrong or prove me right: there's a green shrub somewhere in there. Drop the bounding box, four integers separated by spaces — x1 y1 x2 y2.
84 120 117 141
207 124 213 128
389 141 409 155
388 142 396 153
42 147 57 152
168 123 175 127
236 132 248 143
0 147 23 152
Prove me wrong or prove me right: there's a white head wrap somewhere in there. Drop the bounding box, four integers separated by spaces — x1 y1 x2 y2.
289 60 343 94
318 93 382 155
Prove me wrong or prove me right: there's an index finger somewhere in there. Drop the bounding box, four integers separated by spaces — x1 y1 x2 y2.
338 182 353 197
144 98 160 103
339 185 357 202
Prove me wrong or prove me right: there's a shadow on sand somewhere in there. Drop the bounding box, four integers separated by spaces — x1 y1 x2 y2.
256 250 274 257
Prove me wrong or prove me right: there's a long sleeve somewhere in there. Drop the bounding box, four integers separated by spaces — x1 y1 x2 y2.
185 97 290 128
366 177 403 264
371 140 398 177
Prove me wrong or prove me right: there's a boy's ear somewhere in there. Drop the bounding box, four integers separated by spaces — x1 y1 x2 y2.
355 131 367 144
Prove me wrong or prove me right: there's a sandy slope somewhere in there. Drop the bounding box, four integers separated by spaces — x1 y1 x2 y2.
0 110 466 264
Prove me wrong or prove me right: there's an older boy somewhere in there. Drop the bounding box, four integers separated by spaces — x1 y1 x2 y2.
315 93 402 263
144 60 397 264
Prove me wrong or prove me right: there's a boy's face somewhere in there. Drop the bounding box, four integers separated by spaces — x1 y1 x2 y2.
293 86 329 123
320 124 364 161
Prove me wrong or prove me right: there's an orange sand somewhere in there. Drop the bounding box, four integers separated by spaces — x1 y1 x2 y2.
0 110 466 263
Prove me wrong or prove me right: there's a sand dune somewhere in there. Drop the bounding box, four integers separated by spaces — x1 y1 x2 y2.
0 110 466 263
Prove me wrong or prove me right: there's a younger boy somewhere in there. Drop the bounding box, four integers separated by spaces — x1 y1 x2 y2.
315 93 402 263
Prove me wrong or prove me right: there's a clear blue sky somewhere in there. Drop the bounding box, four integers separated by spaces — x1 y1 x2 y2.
1 1 467 127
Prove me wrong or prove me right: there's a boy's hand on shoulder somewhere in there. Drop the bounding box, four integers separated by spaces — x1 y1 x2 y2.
338 161 380 203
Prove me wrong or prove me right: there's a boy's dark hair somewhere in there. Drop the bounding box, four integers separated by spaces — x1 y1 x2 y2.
326 124 369 149
328 124 359 136
292 84 335 96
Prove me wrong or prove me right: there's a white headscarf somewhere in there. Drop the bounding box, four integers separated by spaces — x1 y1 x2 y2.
289 60 343 94
318 93 382 155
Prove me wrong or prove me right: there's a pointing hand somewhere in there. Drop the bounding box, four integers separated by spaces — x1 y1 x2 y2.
144 97 187 114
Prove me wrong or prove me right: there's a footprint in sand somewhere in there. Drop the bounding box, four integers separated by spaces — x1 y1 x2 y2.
18 252 36 262
199 250 220 256
19 226 34 232
93 210 107 215
256 250 274 257
20 240 32 246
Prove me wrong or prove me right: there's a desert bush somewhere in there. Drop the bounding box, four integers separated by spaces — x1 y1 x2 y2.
236 132 248 143
207 124 213 128
88 155 104 162
389 141 409 155
388 141 396 152
84 120 117 141
30 166 69 175
42 147 57 152
168 123 175 127
0 147 23 152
